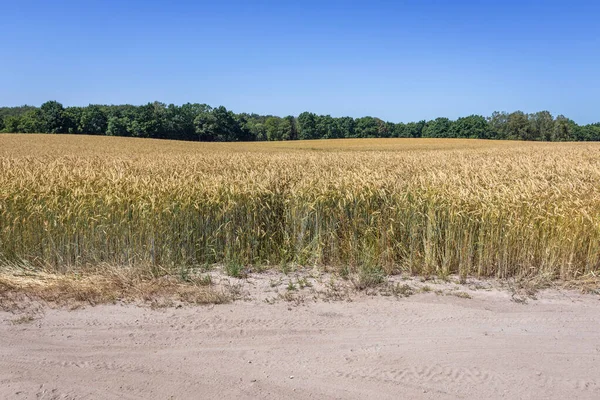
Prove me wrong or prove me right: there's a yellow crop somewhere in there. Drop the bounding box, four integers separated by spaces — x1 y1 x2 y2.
1 134 599 280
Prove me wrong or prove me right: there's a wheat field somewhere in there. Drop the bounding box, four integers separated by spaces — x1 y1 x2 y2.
1 134 599 281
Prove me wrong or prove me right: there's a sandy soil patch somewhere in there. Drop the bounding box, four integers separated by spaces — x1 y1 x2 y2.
1 274 599 399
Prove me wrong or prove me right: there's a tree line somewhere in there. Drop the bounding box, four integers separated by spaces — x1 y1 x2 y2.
1 101 599 142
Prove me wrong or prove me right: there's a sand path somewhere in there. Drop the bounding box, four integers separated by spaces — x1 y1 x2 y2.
1 289 599 399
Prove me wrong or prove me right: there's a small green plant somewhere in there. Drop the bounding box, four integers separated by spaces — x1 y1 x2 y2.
11 315 36 325
451 291 472 299
391 283 414 297
421 285 432 293
297 277 312 289
269 278 281 288
225 262 245 278
279 262 292 275
352 266 385 291
338 266 350 280
195 274 212 286
179 265 192 282
287 281 297 291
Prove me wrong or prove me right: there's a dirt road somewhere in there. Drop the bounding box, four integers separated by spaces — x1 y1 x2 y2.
1 288 599 399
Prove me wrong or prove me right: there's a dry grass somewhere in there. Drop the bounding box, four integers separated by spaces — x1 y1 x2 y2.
0 266 233 311
1 134 600 288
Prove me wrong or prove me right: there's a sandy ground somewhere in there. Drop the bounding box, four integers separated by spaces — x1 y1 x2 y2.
1 278 599 400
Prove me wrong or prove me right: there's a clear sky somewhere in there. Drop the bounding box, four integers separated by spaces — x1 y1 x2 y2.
2 0 599 123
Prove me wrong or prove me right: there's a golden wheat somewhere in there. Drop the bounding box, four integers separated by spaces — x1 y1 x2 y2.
1 134 599 280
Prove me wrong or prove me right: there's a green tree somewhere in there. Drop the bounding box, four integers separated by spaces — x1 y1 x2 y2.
450 115 489 139
574 124 600 141
106 116 130 136
404 121 426 138
422 117 452 138
505 111 531 140
79 105 108 135
376 119 390 137
488 111 509 139
337 117 356 138
265 117 282 141
63 107 83 133
194 106 243 141
384 122 396 138
165 103 209 141
392 122 408 138
3 100 598 142
297 112 318 140
3 115 21 132
280 116 297 140
529 111 554 141
19 109 45 133
355 117 380 138
40 101 66 133
242 113 268 141
553 115 574 141
317 115 342 139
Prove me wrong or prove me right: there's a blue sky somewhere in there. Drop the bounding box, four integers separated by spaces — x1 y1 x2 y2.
2 0 599 123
